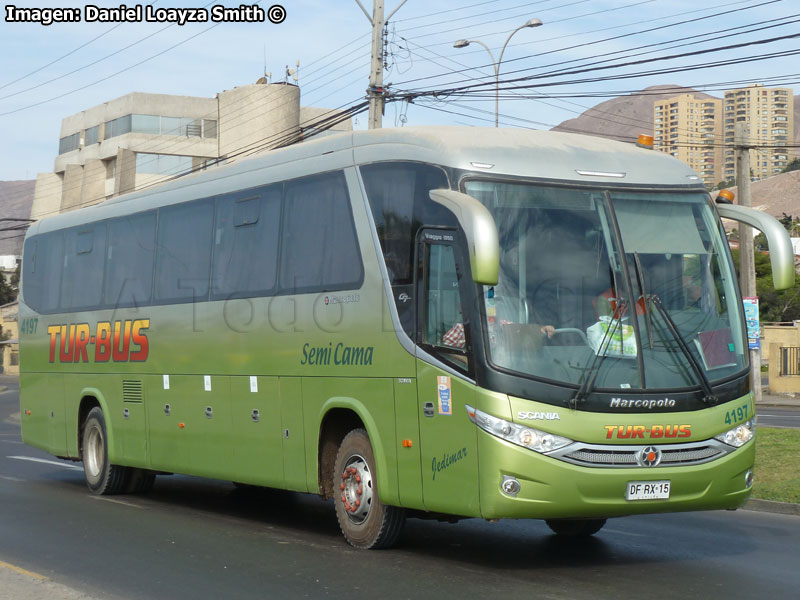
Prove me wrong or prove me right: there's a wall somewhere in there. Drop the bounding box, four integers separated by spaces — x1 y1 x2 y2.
30 172 63 221
218 83 300 159
762 324 800 362
768 342 800 394
0 302 18 376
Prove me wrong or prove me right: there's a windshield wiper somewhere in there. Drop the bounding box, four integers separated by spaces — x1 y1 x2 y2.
632 252 654 350
646 294 717 405
569 299 628 409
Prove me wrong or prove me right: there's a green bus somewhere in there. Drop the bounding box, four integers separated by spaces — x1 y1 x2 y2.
19 127 794 549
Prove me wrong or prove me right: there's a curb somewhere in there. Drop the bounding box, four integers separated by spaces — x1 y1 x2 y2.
742 498 800 516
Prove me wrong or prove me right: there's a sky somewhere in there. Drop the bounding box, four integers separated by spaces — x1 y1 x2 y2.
0 0 798 182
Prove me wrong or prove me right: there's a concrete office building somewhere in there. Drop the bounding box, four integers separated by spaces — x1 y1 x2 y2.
31 81 351 220
653 94 724 188
722 84 794 181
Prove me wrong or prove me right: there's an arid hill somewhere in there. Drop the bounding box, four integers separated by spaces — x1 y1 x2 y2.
551 84 715 142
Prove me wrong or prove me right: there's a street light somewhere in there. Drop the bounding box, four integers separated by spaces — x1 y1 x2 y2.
454 18 543 127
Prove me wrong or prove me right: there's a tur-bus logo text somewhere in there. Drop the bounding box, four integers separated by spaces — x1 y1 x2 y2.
47 319 150 363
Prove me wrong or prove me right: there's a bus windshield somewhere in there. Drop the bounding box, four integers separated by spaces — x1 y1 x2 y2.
463 179 747 392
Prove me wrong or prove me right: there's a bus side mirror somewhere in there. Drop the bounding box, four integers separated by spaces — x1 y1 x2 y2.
429 189 499 285
716 204 795 290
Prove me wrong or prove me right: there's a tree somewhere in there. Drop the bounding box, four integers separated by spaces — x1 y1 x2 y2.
0 271 14 306
10 262 19 290
781 158 800 174
731 248 800 323
777 213 800 237
712 178 736 191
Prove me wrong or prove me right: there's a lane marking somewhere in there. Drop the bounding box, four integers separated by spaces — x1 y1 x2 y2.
89 496 144 509
758 413 800 418
0 559 49 581
0 475 24 482
7 456 83 471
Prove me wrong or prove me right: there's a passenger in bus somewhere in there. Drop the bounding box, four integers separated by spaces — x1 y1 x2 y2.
441 292 555 351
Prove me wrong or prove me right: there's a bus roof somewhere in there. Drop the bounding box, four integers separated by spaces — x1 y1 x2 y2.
28 126 705 236
349 127 703 188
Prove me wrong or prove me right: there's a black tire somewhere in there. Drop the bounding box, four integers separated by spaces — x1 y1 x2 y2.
545 518 607 537
81 407 129 495
124 468 156 494
333 429 404 549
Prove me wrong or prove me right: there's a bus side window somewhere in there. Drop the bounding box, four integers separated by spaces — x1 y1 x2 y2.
154 200 214 303
104 212 156 309
211 186 281 300
61 224 107 311
279 172 362 294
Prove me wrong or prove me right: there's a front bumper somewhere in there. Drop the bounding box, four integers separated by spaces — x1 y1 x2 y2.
477 429 754 520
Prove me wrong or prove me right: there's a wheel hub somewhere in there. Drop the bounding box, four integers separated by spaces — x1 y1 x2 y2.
339 455 372 524
85 425 103 479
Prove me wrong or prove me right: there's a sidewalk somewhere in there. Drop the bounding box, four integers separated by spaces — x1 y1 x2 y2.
0 560 107 600
757 389 800 409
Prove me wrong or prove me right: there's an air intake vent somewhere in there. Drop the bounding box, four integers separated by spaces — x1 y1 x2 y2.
122 380 144 403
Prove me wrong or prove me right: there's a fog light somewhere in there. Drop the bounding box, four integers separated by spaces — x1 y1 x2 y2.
501 476 521 497
745 470 754 488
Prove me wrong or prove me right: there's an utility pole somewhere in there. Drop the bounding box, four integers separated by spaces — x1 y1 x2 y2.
735 121 762 404
355 0 407 129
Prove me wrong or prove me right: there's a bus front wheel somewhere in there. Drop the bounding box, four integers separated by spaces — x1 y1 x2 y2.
333 429 404 549
82 407 129 495
545 518 607 537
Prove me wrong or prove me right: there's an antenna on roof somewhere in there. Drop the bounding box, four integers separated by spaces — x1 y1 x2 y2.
285 60 299 84
256 45 271 84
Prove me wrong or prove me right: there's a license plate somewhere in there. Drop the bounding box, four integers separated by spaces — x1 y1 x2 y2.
626 480 671 501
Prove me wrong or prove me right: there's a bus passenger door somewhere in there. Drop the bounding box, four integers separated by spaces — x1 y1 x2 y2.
415 230 479 516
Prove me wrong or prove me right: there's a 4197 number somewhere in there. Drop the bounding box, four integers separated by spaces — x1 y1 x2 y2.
724 404 749 425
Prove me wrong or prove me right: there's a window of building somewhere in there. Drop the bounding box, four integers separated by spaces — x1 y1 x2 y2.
103 114 215 139
58 132 80 155
136 153 193 176
160 116 188 135
85 125 100 146
105 115 132 140
131 114 161 134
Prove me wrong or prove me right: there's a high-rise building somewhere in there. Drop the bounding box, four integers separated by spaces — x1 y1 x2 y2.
722 84 794 181
653 94 723 187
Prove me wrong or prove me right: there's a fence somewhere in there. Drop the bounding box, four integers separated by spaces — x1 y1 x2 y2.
780 346 800 376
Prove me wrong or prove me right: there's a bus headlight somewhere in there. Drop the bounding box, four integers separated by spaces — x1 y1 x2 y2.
466 405 572 454
714 418 755 447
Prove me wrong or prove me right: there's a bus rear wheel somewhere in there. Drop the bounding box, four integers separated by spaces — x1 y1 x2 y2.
545 518 607 537
333 429 404 549
82 407 129 495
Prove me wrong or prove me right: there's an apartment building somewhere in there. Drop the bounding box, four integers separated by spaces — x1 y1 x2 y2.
653 94 724 187
31 81 351 220
722 84 794 181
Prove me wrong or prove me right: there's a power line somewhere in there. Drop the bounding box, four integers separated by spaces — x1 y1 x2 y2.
393 32 800 99
392 0 784 88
